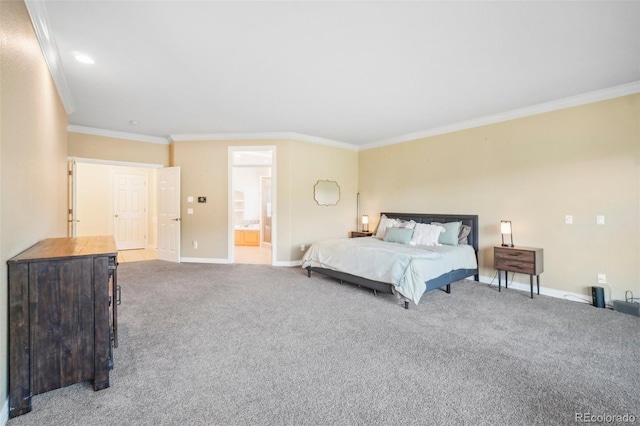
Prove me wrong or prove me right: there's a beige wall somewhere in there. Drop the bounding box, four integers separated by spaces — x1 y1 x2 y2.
1 0 69 413
359 94 640 301
172 139 358 263
68 132 170 166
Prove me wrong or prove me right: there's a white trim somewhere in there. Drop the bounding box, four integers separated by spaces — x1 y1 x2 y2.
171 131 358 151
476 274 592 305
1 397 8 426
66 82 638 152
179 257 299 267
361 81 640 150
274 260 302 267
180 257 232 264
25 0 75 114
68 125 170 145
68 157 163 169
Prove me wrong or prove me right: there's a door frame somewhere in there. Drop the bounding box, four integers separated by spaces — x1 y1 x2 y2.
228 146 277 265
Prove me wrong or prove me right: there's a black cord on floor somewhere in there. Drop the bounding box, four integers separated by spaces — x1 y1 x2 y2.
625 290 640 304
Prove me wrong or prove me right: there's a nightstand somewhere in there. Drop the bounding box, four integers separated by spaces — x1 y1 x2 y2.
350 231 373 238
494 246 544 298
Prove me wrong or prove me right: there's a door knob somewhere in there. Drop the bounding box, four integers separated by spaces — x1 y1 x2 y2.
172 218 181 222
114 214 119 218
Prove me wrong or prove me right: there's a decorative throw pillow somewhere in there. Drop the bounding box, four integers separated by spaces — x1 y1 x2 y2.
458 224 471 245
410 223 445 246
375 215 398 239
383 227 413 245
432 221 462 246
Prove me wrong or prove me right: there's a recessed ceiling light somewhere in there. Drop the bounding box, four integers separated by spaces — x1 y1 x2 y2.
129 120 139 125
74 53 95 65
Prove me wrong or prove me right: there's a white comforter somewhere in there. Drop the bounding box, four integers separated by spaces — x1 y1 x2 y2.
301 237 477 304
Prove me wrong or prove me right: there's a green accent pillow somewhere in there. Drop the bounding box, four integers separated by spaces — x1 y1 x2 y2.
432 221 462 246
383 227 413 245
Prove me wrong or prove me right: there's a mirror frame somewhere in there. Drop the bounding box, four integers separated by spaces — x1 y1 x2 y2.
313 180 340 206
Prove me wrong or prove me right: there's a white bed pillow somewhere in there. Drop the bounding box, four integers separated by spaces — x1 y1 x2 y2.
374 215 398 239
393 219 417 229
410 223 445 246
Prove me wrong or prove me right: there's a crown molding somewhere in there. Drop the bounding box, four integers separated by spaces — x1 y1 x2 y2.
361 80 640 151
68 125 170 144
68 157 164 169
66 81 639 151
170 131 358 151
24 0 75 115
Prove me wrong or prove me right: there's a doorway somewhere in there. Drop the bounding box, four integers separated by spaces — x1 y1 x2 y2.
229 147 275 265
70 158 160 258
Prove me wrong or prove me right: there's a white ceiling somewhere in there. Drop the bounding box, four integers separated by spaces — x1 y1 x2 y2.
31 1 640 147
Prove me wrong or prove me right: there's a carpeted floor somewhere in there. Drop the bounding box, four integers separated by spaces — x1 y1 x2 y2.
7 260 640 425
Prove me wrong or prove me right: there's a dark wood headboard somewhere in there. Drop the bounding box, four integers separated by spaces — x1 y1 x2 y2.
380 213 479 253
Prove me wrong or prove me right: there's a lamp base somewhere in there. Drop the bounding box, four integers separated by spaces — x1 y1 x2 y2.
501 243 514 247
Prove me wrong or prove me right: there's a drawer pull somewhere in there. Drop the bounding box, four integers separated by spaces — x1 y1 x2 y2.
116 286 122 306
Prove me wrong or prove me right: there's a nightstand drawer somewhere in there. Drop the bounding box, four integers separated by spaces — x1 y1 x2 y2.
494 258 536 274
495 249 534 263
350 231 373 238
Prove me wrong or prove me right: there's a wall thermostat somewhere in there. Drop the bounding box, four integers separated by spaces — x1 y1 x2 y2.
197 196 206 203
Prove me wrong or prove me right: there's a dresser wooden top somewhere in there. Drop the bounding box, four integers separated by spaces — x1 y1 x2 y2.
8 236 118 263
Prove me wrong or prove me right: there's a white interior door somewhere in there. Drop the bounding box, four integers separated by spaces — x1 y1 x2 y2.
157 166 181 262
113 172 147 249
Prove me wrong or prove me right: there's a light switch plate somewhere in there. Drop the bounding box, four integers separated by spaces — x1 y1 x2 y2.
187 208 193 215
187 196 194 203
596 215 605 225
565 215 573 224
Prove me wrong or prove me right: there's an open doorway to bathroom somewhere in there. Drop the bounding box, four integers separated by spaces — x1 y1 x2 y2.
229 147 275 264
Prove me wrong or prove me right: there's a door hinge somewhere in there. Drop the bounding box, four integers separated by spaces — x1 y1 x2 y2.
68 170 73 176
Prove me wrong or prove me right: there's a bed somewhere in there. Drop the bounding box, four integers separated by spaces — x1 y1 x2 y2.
302 213 479 308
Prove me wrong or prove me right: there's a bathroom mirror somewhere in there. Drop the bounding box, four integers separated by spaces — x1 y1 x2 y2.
314 180 340 206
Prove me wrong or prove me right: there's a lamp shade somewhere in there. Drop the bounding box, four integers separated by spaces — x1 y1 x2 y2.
500 220 514 247
362 215 369 232
500 220 512 234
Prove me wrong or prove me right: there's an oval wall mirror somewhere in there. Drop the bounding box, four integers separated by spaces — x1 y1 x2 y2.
314 180 340 206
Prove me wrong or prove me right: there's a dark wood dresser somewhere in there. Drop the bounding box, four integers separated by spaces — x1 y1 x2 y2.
7 236 119 418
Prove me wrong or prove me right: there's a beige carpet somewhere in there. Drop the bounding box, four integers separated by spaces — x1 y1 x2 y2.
7 260 640 425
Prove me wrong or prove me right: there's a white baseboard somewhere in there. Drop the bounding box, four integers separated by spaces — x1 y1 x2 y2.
273 260 302 267
476 274 591 305
1 397 8 426
180 257 231 264
180 257 302 267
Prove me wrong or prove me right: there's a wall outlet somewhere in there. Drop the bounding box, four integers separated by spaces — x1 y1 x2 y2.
300 244 306 252
597 273 606 284
596 215 605 225
565 215 573 224
192 241 198 249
